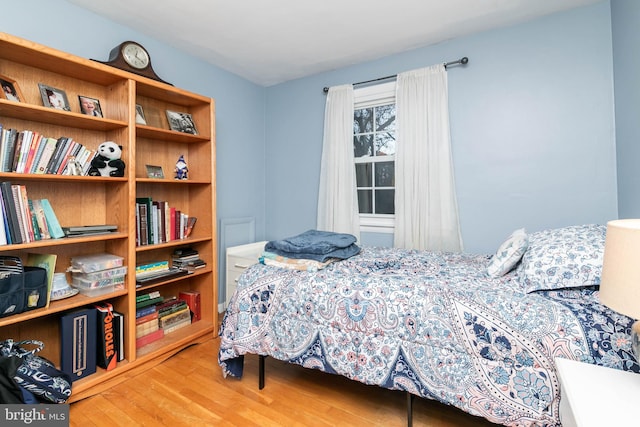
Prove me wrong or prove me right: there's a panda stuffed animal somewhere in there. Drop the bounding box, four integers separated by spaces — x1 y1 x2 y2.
88 141 126 177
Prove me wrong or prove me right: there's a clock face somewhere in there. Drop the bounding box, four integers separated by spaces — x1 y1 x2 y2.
122 43 150 70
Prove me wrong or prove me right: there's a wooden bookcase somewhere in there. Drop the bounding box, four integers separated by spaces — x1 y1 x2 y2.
0 32 217 401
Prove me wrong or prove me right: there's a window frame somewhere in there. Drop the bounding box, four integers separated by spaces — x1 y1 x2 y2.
353 81 396 234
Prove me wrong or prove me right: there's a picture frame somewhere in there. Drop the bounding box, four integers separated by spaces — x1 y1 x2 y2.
166 110 197 134
38 83 70 111
135 104 147 125
145 164 164 179
0 74 24 102
78 95 103 117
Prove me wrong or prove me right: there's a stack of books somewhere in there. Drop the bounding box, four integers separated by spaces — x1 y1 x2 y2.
135 260 189 288
171 247 206 272
157 297 191 334
135 291 164 348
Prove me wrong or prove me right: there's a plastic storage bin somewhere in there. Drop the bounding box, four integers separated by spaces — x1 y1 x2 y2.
72 275 125 297
70 253 124 273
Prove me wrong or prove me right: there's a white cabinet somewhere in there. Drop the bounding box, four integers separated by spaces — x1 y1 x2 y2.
555 357 640 427
225 241 267 309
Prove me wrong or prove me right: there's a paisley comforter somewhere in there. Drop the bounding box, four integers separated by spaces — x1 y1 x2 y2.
218 246 639 426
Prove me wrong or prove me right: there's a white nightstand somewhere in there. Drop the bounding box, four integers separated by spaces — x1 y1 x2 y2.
555 357 640 426
225 241 267 309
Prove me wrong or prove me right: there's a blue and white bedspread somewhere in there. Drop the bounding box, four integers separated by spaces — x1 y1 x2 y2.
218 246 639 426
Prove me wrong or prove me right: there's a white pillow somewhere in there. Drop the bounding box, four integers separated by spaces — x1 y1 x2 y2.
487 228 528 277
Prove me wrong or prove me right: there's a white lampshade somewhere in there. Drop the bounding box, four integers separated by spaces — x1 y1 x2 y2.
599 219 640 320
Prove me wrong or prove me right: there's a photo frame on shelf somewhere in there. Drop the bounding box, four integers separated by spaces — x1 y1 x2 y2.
166 110 197 134
145 164 164 179
0 74 24 102
38 83 70 111
78 95 103 117
135 104 147 125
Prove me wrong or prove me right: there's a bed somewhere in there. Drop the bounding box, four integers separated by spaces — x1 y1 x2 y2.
218 225 639 426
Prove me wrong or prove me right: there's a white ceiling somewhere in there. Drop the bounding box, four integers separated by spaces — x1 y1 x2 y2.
68 0 600 87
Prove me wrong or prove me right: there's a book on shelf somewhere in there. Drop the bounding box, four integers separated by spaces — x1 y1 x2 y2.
135 197 153 245
113 311 125 362
135 261 169 277
136 311 159 338
0 128 18 172
62 224 117 238
178 290 201 322
60 308 97 382
31 199 51 240
136 290 162 303
135 267 189 287
10 184 27 242
185 217 197 238
94 302 117 371
156 298 188 317
25 253 57 308
0 181 22 244
34 137 58 174
135 328 164 349
135 304 156 319
159 307 191 334
39 198 64 239
0 190 7 245
135 291 164 309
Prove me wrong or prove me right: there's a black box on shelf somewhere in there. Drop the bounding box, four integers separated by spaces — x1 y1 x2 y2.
0 266 48 318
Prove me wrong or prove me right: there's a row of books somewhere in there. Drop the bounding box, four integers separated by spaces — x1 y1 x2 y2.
60 303 125 382
135 196 197 246
0 124 96 175
135 290 200 348
0 181 64 245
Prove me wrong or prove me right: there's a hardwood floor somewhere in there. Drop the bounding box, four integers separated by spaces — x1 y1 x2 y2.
70 337 498 427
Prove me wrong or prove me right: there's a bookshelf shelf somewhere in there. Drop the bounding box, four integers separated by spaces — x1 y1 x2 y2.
0 32 217 402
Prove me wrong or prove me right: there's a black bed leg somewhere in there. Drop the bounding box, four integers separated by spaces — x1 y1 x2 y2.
407 392 414 427
259 355 266 389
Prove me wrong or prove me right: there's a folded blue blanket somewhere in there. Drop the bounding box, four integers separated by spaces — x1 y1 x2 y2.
264 229 360 262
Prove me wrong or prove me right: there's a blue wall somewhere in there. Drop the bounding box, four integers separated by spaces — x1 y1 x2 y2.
611 0 640 218
265 1 618 254
4 1 627 298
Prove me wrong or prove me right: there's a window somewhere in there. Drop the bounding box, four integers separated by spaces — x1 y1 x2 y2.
353 81 396 233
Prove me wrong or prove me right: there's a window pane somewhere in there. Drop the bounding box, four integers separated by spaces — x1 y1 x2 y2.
375 189 395 214
355 163 372 187
358 189 372 214
354 135 373 158
354 107 373 134
375 104 395 133
375 161 395 187
374 132 395 156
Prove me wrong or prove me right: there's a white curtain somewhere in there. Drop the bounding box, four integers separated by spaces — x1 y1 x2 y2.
317 84 360 240
394 65 463 251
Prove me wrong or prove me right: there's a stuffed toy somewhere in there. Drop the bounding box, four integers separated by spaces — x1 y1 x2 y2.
88 141 126 177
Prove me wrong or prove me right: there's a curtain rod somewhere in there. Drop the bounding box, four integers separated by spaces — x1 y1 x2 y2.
322 56 468 93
